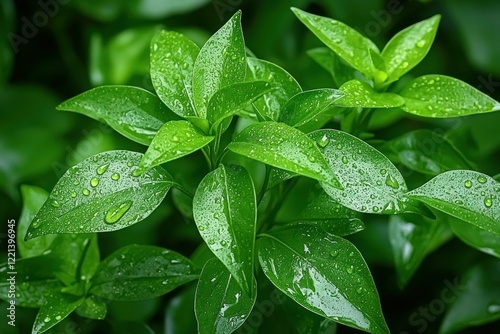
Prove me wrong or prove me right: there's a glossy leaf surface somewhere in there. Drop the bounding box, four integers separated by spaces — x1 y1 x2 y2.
337 80 404 108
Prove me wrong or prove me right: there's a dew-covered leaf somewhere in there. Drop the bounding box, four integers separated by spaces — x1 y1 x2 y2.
150 31 199 118
32 291 84 334
382 15 440 83
136 120 214 173
195 258 256 334
449 217 500 259
90 245 199 301
400 75 500 117
407 170 500 235
292 8 383 83
228 122 342 188
26 150 174 239
337 80 404 108
258 225 389 333
17 186 56 258
57 86 176 145
0 256 64 308
389 214 453 288
387 129 473 175
207 81 275 131
307 47 358 87
193 11 246 117
193 164 256 295
310 129 412 214
76 295 107 320
246 57 301 121
439 259 500 334
279 89 343 127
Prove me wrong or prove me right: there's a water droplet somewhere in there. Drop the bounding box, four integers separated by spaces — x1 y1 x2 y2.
416 40 426 48
488 304 500 313
82 189 90 196
356 287 363 294
385 174 400 189
401 61 409 68
44 317 51 323
484 197 493 208
455 200 464 205
477 175 487 184
55 315 62 321
105 200 133 224
96 163 109 175
73 180 80 186
71 192 77 198
330 250 338 258
308 155 316 162
220 240 227 246
316 134 330 148
337 143 343 150
341 156 348 164
127 161 134 167
111 173 120 180
172 135 179 142
32 219 41 228
464 180 472 188
380 169 387 175
373 206 379 212
213 213 220 219
50 199 60 207
346 266 354 274
90 177 99 187
199 226 205 231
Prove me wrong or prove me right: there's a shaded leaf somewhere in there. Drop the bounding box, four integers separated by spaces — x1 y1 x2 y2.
57 86 176 145
246 57 301 121
228 122 342 188
193 164 256 294
150 31 200 117
27 151 173 238
400 75 500 117
195 258 256 334
90 245 199 300
307 47 358 87
258 225 389 333
407 170 500 235
76 295 107 320
449 217 500 259
279 89 343 127
32 291 84 334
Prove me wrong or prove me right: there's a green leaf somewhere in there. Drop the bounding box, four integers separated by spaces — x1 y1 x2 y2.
90 245 199 301
399 75 500 117
136 120 214 174
407 170 500 235
389 214 452 288
228 122 342 188
32 291 84 334
150 31 200 117
449 216 500 258
0 257 63 308
207 81 275 130
258 225 389 334
279 89 343 127
381 15 441 83
307 47 358 87
337 80 404 108
292 8 382 83
27 150 174 239
193 164 256 294
126 0 211 19
57 86 176 145
193 11 246 117
310 129 411 214
387 129 473 175
246 57 301 121
17 186 56 258
195 258 256 334
439 259 500 334
76 295 107 320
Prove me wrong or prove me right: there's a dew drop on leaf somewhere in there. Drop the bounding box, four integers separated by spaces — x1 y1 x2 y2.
90 177 99 187
73 180 80 186
308 155 316 162
70 192 77 198
111 173 120 181
171 135 179 142
127 161 134 167
416 40 426 48
105 200 133 224
44 317 50 323
341 156 348 164
464 180 472 188
96 163 109 175
316 134 330 148
477 176 487 184
55 315 62 321
385 174 400 189
82 188 90 196
330 250 338 258
356 287 363 294
49 199 60 208
199 226 205 231
380 169 387 175
373 206 379 212
484 197 493 208
346 265 354 274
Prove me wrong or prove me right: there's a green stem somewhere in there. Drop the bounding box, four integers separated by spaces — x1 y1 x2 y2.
174 182 194 198
75 237 92 282
356 108 374 135
257 165 271 204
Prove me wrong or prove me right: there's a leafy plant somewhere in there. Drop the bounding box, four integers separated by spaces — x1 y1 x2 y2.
3 7 500 334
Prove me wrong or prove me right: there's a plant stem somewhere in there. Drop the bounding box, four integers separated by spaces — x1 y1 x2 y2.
257 165 271 204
